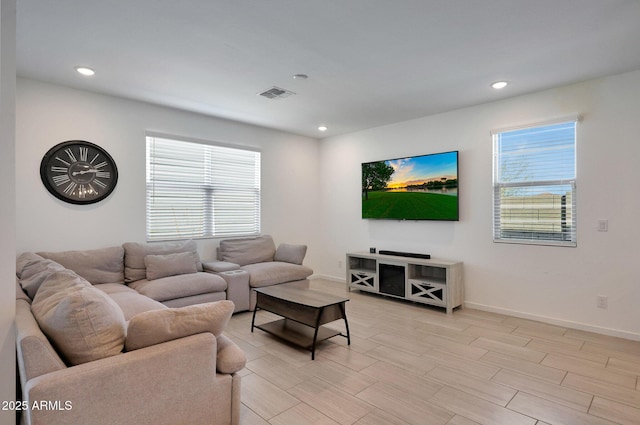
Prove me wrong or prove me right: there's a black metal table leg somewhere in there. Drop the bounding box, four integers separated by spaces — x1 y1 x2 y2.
251 306 258 332
338 302 351 345
311 307 324 360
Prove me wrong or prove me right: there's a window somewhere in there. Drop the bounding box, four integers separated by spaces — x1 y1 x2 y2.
146 135 261 241
492 119 577 246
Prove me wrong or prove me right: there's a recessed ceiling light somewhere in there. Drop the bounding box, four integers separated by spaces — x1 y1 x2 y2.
75 66 95 76
293 74 308 80
491 81 508 89
318 126 328 132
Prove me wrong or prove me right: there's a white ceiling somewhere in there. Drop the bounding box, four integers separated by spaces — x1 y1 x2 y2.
16 0 640 138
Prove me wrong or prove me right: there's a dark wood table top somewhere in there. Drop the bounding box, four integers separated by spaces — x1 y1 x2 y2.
254 285 349 308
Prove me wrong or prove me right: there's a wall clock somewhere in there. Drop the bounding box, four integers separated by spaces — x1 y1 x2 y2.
40 140 118 205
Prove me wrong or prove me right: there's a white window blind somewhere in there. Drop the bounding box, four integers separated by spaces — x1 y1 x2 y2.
492 120 577 246
146 135 261 241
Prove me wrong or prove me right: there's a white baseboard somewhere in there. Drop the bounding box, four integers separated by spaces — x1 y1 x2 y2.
465 301 640 342
308 275 640 342
309 273 345 283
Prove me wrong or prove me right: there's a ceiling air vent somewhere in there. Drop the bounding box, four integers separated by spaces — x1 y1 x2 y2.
258 86 295 99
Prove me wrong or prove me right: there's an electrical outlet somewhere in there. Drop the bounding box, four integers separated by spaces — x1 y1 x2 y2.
597 295 608 309
597 219 608 232
338 260 343 269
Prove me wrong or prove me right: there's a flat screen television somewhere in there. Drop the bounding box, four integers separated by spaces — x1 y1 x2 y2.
362 150 459 221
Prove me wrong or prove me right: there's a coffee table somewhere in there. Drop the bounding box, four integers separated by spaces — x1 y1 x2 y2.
251 285 350 359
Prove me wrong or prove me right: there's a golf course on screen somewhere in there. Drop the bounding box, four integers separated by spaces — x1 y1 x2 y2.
362 191 458 220
361 151 458 221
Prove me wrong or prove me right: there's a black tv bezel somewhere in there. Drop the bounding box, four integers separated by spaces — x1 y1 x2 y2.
361 150 459 221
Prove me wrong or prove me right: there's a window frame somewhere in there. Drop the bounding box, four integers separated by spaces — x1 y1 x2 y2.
491 118 579 247
145 133 261 242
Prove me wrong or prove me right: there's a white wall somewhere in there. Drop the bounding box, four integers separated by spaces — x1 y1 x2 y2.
0 0 15 423
319 70 640 340
15 79 322 267
14 71 640 342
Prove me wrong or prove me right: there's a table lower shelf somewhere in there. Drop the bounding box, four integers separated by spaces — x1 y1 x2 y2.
254 318 342 349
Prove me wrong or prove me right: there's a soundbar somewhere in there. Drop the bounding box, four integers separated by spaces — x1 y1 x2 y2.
378 250 430 259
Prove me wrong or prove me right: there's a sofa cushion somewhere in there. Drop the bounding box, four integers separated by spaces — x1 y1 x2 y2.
241 262 313 288
162 292 227 309
123 240 202 283
274 243 307 265
31 270 127 366
93 282 140 296
219 235 276 266
124 300 234 351
202 261 241 273
37 246 125 285
127 272 227 302
94 283 167 320
16 255 66 299
144 252 198 281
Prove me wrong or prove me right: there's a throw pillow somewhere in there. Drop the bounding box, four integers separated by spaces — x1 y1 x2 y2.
31 270 127 366
17 255 66 299
125 300 234 351
16 252 45 278
123 240 202 283
144 252 198 281
274 243 307 265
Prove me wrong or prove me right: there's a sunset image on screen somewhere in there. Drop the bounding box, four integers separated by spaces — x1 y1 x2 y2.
362 151 458 220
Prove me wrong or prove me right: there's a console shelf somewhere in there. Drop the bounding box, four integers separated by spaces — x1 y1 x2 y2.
346 252 463 314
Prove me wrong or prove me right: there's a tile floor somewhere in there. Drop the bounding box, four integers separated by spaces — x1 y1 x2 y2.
225 280 640 425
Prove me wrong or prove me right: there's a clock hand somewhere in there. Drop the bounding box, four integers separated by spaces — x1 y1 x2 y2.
71 169 98 176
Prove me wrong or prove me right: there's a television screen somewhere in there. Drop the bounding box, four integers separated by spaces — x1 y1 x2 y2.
362 150 459 221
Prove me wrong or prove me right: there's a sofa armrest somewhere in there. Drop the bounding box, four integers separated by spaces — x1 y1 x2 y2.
24 333 236 425
203 261 241 273
217 334 247 373
15 299 66 383
216 270 250 313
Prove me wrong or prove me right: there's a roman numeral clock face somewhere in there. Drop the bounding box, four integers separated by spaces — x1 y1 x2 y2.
40 141 118 204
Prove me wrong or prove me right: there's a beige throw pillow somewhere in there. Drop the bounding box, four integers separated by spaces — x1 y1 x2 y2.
31 270 127 365
17 255 66 299
125 300 234 351
16 252 45 278
144 252 198 281
123 240 202 283
274 243 307 265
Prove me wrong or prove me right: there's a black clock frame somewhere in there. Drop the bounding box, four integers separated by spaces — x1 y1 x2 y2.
40 140 119 205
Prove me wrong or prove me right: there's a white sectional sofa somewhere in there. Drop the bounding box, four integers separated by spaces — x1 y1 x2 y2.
15 240 245 425
14 235 314 425
204 235 313 311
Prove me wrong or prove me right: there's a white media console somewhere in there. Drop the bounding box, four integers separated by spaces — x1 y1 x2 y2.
346 251 463 314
